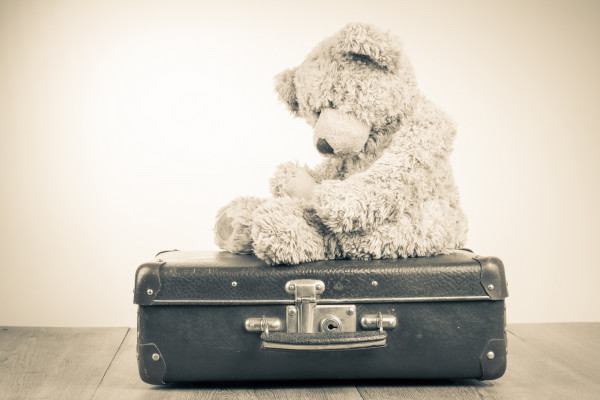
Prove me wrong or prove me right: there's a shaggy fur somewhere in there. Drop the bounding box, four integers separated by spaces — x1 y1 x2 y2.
214 23 468 265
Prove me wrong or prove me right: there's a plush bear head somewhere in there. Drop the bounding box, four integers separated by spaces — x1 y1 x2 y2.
275 23 419 158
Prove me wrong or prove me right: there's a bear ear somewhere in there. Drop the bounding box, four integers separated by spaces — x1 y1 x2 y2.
274 67 299 115
337 23 402 70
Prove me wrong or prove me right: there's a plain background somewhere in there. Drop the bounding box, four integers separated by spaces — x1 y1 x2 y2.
1 0 599 327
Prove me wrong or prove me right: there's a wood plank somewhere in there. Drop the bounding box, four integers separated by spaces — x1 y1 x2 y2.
92 329 364 400
507 322 600 381
487 323 600 400
358 323 600 400
0 326 128 400
3 324 597 399
356 380 487 400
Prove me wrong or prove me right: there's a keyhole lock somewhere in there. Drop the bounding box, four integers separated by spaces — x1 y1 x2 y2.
320 315 342 332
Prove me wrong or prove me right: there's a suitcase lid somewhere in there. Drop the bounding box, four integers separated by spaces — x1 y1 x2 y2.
133 250 508 306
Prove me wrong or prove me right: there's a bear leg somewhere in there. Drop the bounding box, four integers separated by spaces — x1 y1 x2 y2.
337 201 466 259
214 196 265 254
251 197 329 265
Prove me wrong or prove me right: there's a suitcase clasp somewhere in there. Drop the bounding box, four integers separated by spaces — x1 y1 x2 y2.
244 280 397 338
284 279 358 334
285 279 324 333
244 316 282 334
360 312 397 332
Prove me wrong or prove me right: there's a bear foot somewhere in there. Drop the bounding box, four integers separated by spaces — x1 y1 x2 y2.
251 198 327 265
214 197 264 254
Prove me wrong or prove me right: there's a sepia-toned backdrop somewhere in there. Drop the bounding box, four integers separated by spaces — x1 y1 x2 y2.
1 0 599 326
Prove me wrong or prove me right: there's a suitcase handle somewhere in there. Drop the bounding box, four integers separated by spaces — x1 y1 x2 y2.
260 331 387 351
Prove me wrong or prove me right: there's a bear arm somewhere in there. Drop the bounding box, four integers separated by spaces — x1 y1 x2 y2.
269 159 340 198
311 152 431 234
306 158 342 183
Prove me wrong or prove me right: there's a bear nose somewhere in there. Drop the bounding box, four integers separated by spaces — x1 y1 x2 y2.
316 138 334 154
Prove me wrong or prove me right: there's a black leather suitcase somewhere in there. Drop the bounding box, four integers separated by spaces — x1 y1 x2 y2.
134 249 508 384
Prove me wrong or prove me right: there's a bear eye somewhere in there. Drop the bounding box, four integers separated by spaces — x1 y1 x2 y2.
328 101 335 109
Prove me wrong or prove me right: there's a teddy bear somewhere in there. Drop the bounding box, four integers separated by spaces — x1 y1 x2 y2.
214 23 468 265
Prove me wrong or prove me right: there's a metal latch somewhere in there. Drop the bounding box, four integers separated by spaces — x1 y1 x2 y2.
285 279 324 333
244 279 397 335
360 313 397 332
244 316 282 334
284 279 358 333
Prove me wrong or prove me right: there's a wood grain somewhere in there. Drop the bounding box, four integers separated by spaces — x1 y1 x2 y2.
507 322 600 382
2 324 599 399
483 323 600 400
0 326 128 400
357 380 489 400
357 323 600 400
92 329 364 400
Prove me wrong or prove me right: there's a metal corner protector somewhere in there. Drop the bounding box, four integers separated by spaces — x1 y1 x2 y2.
474 256 509 300
479 338 507 380
133 260 164 305
137 342 167 384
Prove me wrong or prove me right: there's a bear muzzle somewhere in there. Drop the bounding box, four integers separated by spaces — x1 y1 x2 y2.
313 108 371 156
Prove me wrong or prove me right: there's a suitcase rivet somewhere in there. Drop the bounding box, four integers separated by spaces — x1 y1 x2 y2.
371 281 378 287
231 281 238 287
146 288 154 296
487 351 495 360
289 308 297 316
288 284 295 291
487 284 495 291
152 353 160 361
315 283 322 291
346 308 354 316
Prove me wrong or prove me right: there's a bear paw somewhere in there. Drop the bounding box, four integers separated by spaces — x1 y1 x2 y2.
269 161 316 199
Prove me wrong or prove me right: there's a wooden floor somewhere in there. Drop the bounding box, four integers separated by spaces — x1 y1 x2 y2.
0 323 598 399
